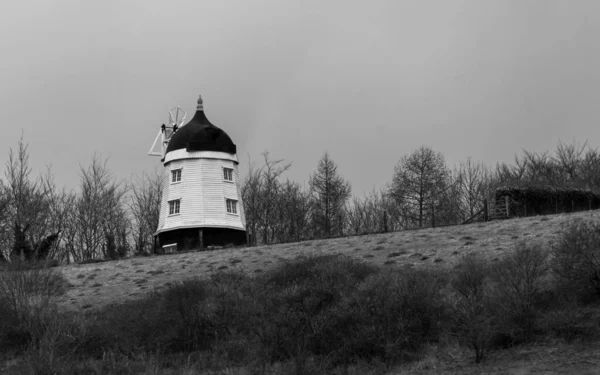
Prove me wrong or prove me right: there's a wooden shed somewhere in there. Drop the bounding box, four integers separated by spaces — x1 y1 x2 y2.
490 182 600 219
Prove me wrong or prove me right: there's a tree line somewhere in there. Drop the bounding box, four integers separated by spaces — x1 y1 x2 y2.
242 141 600 245
1 135 599 261
0 136 162 263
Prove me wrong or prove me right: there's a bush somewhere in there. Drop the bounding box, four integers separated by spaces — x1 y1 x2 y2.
66 255 449 371
552 221 600 304
0 260 69 373
0 262 66 328
491 242 550 343
261 254 375 288
540 303 600 342
335 268 448 366
117 245 128 259
74 277 240 361
250 255 377 369
449 253 498 363
24 309 84 375
160 279 223 352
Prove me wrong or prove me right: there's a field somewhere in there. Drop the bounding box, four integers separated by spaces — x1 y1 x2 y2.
58 210 599 312
5 209 600 374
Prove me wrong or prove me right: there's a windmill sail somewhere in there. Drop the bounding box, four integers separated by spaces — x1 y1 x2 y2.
148 106 187 158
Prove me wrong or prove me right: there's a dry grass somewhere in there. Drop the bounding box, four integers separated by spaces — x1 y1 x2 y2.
56 210 600 312
391 339 600 375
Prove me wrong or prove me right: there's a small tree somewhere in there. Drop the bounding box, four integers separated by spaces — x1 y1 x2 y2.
552 221 600 303
129 169 163 254
241 155 263 246
241 152 292 245
309 152 351 238
0 136 58 262
390 146 450 228
450 253 498 363
492 242 549 342
457 157 489 222
71 154 128 261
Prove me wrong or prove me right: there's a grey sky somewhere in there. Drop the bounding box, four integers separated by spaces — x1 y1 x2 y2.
2 0 600 196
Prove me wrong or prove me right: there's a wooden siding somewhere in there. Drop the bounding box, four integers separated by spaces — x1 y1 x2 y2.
164 149 238 164
155 151 245 235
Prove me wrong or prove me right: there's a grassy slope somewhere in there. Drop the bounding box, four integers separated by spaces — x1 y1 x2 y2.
54 210 600 374
57 210 600 312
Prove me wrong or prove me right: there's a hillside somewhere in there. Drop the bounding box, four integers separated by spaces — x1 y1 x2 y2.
57 209 600 312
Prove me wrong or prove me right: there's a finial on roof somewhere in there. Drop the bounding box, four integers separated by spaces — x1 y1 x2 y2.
197 94 203 111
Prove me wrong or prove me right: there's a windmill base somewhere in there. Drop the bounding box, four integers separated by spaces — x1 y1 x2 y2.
155 227 247 253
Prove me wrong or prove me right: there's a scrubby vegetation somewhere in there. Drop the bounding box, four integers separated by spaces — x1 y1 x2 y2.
2 219 600 374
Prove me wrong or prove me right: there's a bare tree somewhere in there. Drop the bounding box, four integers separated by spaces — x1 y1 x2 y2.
520 150 560 184
554 140 587 183
345 187 405 235
35 168 72 262
346 196 366 235
277 180 311 243
71 154 128 261
457 157 489 221
390 146 450 228
434 169 464 226
60 191 78 263
580 146 600 189
129 169 163 254
309 152 351 238
240 155 263 246
257 152 292 244
0 136 56 261
241 152 291 245
0 183 8 261
380 187 405 232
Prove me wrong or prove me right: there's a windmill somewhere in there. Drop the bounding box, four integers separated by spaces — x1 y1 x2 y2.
148 106 188 159
148 94 248 253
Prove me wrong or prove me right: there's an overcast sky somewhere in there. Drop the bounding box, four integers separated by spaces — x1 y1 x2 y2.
1 0 600 196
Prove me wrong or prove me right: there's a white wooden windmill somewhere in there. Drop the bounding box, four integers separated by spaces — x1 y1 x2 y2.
149 94 247 252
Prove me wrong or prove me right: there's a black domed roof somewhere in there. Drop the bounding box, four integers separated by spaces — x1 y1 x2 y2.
165 96 237 155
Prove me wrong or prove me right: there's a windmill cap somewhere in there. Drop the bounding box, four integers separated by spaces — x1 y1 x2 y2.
165 95 236 155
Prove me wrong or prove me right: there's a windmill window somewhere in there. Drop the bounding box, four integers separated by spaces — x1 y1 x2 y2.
223 167 234 182
171 169 182 183
168 199 181 215
226 199 238 214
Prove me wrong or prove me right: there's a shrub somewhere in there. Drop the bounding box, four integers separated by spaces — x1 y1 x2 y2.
0 262 66 327
105 233 118 260
449 253 498 363
491 242 549 343
117 245 128 258
336 268 448 366
159 279 231 353
0 260 69 373
261 254 375 288
249 255 377 368
552 221 600 304
540 303 600 342
24 310 84 375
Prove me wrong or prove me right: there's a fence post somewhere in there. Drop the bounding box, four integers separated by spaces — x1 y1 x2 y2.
505 196 510 218
431 202 435 228
383 210 388 233
198 229 204 251
483 199 488 222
